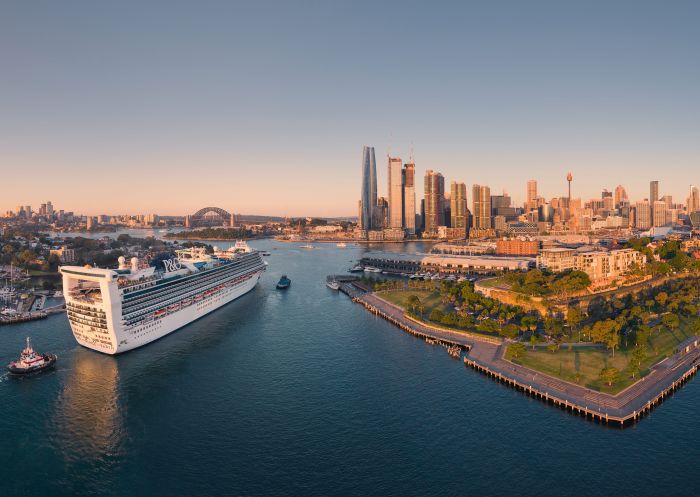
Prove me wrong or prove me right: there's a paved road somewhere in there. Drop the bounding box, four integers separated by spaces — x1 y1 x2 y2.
359 292 700 420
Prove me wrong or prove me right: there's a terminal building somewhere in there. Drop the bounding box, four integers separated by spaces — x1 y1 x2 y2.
360 252 534 275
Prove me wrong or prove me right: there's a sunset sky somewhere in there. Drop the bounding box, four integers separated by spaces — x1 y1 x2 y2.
2 1 699 216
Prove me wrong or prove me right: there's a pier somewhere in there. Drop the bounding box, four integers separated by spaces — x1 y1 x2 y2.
340 283 700 427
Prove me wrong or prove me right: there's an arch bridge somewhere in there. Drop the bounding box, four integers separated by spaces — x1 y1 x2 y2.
187 207 236 227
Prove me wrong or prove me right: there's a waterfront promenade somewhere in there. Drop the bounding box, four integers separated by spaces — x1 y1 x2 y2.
348 288 700 427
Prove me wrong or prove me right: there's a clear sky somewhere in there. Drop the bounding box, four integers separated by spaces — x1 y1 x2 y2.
2 0 699 216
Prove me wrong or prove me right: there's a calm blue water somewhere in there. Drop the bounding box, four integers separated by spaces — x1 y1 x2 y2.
1 240 698 496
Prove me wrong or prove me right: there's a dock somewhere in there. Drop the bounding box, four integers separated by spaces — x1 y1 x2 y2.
0 303 65 325
338 281 700 427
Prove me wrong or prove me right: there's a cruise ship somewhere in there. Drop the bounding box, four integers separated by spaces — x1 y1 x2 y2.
59 244 266 354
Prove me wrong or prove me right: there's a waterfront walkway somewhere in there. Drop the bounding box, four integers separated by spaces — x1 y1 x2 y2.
348 289 700 427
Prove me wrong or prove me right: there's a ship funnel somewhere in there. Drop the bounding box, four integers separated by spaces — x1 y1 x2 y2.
131 257 139 272
118 256 127 269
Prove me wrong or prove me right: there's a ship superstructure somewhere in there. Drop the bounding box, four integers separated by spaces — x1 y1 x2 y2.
60 245 266 354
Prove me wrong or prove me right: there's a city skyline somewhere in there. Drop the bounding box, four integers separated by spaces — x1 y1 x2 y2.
2 1 699 216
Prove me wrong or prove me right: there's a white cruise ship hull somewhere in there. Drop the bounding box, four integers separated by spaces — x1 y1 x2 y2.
60 251 266 355
113 271 262 353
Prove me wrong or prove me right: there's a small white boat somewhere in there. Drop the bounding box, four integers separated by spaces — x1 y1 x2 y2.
300 244 314 249
232 240 253 253
336 242 347 248
349 265 363 273
326 280 340 291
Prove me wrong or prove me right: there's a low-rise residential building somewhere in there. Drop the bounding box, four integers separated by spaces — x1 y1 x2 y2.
537 247 646 282
496 238 540 257
536 248 577 272
50 246 76 263
437 226 467 240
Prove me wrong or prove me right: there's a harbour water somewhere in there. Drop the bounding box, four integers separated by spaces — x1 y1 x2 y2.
1 240 698 496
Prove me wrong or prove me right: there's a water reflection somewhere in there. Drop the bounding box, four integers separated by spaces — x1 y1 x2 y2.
52 349 124 465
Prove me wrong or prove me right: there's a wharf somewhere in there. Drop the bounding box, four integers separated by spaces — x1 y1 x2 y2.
0 311 48 325
0 303 65 325
342 283 700 427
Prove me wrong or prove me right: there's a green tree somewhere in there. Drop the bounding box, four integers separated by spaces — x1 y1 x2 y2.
499 323 519 339
407 295 421 313
590 320 621 356
429 309 444 322
599 367 620 387
655 291 668 307
520 315 538 334
629 346 646 379
661 313 680 333
566 307 584 339
508 343 527 359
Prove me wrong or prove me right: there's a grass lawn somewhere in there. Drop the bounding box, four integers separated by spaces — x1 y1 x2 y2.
509 319 697 394
477 276 510 289
376 289 501 340
378 289 446 313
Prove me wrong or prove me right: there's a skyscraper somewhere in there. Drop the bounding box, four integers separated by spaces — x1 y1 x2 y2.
688 185 700 213
387 156 404 229
450 181 467 228
472 184 491 229
614 185 628 208
635 201 651 230
527 180 537 211
661 195 673 209
602 190 614 211
360 146 377 230
653 200 668 227
424 170 445 234
403 162 416 235
650 180 659 203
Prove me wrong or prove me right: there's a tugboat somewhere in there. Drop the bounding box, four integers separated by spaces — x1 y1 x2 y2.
6 337 57 375
276 275 291 289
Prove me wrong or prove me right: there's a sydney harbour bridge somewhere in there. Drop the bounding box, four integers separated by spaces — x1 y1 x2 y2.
184 207 237 228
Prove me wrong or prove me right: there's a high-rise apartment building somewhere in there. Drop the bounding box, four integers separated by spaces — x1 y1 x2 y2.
359 146 377 230
635 201 651 230
375 197 388 229
614 185 628 208
650 180 659 203
424 170 445 234
450 181 467 228
527 180 537 211
688 185 700 213
387 156 404 229
472 184 491 229
653 201 668 227
602 190 614 211
403 162 416 235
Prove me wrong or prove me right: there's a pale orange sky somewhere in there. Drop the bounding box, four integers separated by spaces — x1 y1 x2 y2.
2 2 698 217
